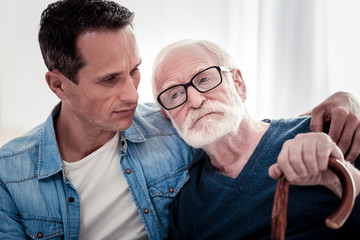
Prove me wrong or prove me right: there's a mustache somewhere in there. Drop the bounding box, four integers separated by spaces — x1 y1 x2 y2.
184 100 226 128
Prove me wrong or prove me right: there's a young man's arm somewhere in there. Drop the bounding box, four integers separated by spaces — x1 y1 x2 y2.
308 91 360 163
269 132 360 197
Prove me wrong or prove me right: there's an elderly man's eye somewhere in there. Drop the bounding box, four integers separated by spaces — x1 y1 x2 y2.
199 77 210 83
171 91 182 100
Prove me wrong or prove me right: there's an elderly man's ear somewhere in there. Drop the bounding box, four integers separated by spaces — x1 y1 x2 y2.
160 108 170 119
232 68 247 102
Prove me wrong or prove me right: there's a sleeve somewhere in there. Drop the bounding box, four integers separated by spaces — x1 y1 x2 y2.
0 181 28 239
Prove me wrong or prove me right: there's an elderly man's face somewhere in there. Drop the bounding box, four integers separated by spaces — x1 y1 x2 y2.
154 43 245 148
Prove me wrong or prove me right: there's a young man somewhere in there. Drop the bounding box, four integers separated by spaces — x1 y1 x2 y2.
151 39 360 239
0 1 199 239
0 0 359 239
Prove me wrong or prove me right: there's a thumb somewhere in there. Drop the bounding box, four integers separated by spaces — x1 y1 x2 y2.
269 163 283 180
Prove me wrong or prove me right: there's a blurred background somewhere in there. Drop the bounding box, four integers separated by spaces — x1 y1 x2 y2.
1 0 359 146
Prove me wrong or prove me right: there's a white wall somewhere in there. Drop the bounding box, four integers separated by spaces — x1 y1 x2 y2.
1 0 360 147
327 0 360 95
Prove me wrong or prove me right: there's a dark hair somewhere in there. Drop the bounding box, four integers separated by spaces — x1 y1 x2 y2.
38 0 134 83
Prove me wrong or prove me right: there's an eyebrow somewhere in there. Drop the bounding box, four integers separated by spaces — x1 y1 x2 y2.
96 60 142 81
160 66 207 90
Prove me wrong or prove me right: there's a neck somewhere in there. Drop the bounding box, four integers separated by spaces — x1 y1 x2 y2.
202 114 269 178
55 103 116 162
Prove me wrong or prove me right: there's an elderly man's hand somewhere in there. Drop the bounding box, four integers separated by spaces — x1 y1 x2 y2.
310 91 360 163
269 132 344 196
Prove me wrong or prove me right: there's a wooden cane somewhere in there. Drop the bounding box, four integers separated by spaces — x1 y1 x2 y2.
271 157 356 240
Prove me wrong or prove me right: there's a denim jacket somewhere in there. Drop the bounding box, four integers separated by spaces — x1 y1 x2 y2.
0 102 202 240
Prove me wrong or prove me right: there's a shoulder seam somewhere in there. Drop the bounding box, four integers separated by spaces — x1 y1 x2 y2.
0 144 39 159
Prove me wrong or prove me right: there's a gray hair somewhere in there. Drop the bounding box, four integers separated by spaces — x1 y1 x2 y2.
151 39 237 106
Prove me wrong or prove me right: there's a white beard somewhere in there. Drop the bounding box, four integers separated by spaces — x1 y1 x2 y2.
169 97 245 148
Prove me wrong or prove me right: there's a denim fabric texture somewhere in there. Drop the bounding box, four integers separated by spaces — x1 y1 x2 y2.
0 102 201 240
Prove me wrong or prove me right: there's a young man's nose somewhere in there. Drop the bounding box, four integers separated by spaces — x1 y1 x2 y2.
118 76 139 103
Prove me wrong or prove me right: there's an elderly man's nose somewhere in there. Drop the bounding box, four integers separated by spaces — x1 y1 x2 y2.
187 87 205 108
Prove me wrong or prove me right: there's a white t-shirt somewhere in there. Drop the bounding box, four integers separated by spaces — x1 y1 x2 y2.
63 132 148 240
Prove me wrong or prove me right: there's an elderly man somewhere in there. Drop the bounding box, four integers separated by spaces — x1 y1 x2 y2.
151 39 360 239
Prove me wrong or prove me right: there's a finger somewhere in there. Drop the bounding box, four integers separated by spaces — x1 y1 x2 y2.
330 144 344 162
328 109 346 144
345 127 360 163
302 138 318 175
288 140 308 178
336 115 359 155
310 107 326 133
277 143 298 182
315 136 334 171
269 163 282 179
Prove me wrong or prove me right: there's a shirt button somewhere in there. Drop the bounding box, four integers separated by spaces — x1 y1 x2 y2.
37 232 43 238
121 140 126 146
143 208 149 214
169 187 174 193
126 169 131 174
68 197 75 203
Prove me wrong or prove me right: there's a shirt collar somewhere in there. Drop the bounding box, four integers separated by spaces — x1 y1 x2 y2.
37 103 147 179
37 103 63 179
123 118 146 143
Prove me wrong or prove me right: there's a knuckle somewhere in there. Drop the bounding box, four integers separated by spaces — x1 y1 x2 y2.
288 154 297 164
302 153 313 164
347 113 359 124
333 107 347 117
318 132 330 140
311 105 322 115
316 148 328 161
283 139 293 148
293 134 302 140
314 132 332 144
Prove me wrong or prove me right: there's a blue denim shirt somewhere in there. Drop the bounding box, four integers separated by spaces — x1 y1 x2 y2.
0 102 202 240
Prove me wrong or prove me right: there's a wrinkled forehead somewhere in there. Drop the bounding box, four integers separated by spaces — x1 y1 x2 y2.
154 43 220 92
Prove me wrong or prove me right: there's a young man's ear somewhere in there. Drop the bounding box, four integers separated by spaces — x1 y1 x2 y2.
231 68 247 101
45 70 68 100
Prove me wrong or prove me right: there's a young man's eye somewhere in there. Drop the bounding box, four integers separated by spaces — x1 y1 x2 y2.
130 68 140 77
103 76 116 83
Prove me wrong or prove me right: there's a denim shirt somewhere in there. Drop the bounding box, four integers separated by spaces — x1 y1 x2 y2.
0 102 202 240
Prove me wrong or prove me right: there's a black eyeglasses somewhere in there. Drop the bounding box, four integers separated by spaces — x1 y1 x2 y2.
157 66 231 110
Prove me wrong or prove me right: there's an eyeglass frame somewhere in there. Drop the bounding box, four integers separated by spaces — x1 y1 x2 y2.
157 65 231 110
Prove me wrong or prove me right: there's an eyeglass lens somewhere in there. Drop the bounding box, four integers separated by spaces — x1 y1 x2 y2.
159 67 221 109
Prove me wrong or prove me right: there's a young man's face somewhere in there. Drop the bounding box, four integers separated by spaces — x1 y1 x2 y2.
62 25 142 133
